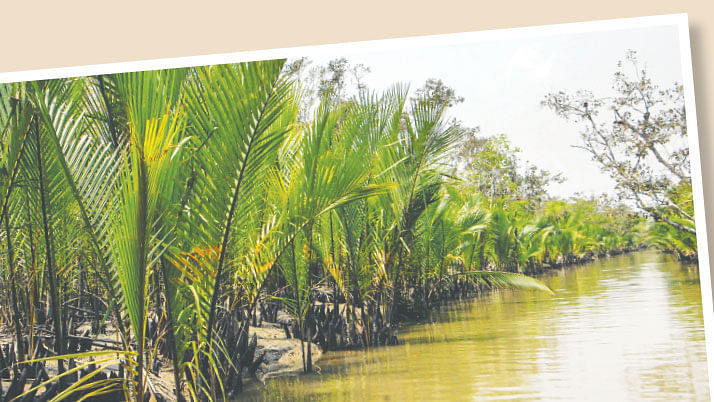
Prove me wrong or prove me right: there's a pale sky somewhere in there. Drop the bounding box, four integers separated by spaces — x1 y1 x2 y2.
303 25 683 199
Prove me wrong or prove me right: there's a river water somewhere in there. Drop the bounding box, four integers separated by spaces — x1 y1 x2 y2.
244 251 710 401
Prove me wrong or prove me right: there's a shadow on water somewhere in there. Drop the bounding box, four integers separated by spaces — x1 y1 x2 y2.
241 251 710 401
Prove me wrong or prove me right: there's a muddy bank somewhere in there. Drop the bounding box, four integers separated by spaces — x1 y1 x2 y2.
141 320 321 400
0 318 320 401
249 322 321 381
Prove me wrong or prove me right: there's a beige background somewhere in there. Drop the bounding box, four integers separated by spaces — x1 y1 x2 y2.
1 0 712 295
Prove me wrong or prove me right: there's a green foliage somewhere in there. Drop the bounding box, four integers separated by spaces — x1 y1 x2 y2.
0 57 671 402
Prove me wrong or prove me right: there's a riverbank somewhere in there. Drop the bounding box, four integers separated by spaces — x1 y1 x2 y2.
241 250 709 401
246 249 649 381
0 248 679 401
0 321 322 401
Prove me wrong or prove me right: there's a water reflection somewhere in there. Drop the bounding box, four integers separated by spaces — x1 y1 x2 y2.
243 251 709 401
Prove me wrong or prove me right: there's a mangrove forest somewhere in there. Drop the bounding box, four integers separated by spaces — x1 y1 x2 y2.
0 54 699 401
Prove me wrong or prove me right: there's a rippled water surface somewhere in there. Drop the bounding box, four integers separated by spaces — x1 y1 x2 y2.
244 251 710 401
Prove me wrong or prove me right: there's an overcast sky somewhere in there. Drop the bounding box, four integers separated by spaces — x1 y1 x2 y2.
304 25 683 199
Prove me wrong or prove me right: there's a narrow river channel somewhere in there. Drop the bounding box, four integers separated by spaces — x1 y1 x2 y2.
243 251 710 401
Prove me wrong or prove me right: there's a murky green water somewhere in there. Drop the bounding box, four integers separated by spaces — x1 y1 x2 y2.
244 251 710 401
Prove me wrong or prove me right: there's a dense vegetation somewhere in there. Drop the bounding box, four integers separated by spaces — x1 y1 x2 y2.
0 57 694 401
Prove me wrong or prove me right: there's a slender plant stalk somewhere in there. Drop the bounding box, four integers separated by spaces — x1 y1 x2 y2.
159 257 184 402
34 117 65 375
135 154 148 402
4 210 24 364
